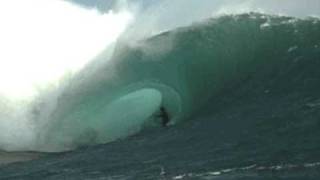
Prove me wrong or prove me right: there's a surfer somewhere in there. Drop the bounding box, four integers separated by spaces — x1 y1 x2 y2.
157 106 170 127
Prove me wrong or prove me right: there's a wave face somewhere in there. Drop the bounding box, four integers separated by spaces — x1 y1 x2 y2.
0 12 320 179
0 9 320 153
27 13 318 152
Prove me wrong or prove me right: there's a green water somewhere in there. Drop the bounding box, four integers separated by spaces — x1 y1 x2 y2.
2 13 319 179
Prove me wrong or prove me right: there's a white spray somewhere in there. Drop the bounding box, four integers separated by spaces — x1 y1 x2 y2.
0 0 132 151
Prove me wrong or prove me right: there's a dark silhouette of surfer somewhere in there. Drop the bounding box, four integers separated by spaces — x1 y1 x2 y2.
157 106 170 127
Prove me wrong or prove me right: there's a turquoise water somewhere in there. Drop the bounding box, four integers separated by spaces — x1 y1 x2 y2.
0 13 320 179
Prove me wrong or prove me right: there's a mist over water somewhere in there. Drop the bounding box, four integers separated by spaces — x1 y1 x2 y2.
0 0 132 151
0 0 319 152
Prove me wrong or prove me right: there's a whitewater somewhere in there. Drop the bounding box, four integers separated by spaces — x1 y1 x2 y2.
0 0 320 179
0 0 133 151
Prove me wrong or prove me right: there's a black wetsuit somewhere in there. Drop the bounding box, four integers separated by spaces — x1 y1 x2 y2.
158 107 170 127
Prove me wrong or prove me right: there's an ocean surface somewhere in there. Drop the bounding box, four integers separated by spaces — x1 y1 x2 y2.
0 13 320 179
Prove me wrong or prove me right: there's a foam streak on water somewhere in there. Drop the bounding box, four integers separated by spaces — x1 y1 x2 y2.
171 162 320 179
